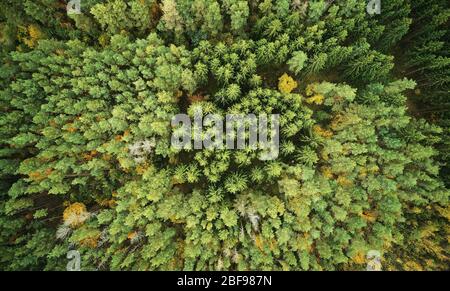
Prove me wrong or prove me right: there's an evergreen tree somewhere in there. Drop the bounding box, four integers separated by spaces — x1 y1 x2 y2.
0 0 448 271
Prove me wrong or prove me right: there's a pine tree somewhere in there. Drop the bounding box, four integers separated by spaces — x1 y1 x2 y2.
0 0 448 271
287 51 308 75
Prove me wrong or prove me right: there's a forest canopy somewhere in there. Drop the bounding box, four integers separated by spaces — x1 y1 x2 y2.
0 0 449 271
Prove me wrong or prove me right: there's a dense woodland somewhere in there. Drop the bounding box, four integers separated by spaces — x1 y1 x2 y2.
0 0 448 270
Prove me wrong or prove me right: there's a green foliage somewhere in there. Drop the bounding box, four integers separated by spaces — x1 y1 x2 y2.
0 0 448 271
287 51 308 75
91 0 158 36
